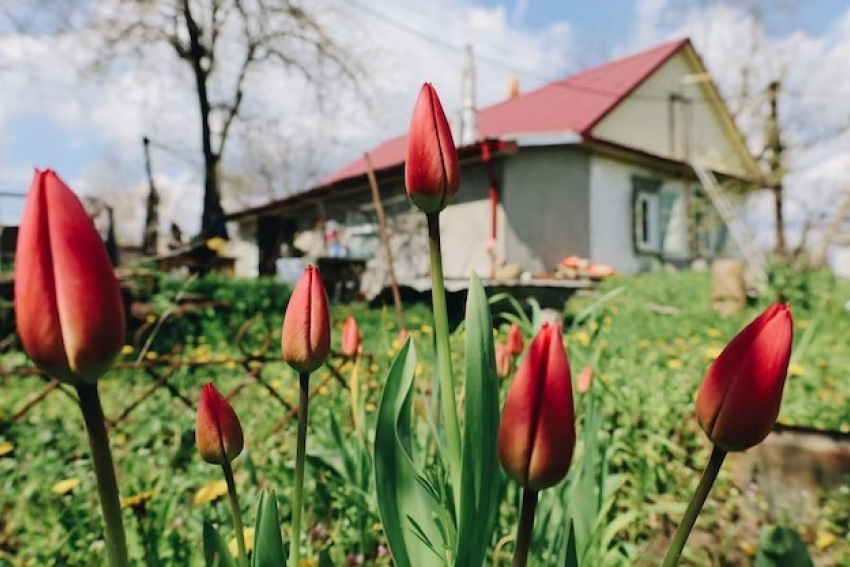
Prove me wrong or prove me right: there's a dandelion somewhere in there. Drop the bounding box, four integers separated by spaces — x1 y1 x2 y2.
193 480 228 505
52 478 82 496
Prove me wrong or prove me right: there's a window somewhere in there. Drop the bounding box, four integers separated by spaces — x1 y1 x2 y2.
632 177 662 253
632 176 689 259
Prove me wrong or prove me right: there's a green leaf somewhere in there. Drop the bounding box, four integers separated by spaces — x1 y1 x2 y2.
564 520 579 567
374 340 443 567
754 526 814 567
251 490 286 567
203 521 237 567
455 273 501 567
318 551 335 567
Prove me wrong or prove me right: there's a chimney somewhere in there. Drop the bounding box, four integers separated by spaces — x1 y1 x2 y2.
458 44 477 146
508 75 520 98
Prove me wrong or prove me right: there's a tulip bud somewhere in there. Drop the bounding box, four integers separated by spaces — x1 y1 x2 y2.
576 365 593 394
14 169 125 384
404 83 460 214
341 316 361 358
507 323 524 357
196 383 244 464
695 303 793 452
282 265 331 373
498 324 575 490
495 342 512 379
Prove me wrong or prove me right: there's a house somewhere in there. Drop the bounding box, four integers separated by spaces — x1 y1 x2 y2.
225 38 761 296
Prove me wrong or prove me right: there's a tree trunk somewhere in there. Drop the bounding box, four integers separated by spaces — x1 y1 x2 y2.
182 0 227 240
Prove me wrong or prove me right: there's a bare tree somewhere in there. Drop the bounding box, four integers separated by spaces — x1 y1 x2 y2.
6 0 362 240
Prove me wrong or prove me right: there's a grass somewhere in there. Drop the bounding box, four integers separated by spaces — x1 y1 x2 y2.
1 269 849 566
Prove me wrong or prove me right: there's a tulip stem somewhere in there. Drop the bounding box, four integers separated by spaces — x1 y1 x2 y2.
661 445 727 567
426 212 463 514
222 459 248 567
512 488 538 567
76 383 129 567
289 371 311 567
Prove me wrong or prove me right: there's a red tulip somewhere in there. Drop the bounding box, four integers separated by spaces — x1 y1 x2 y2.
14 169 125 384
695 303 793 452
576 365 593 394
282 265 331 373
507 323 524 357
495 342 512 379
404 83 460 214
498 324 575 490
341 316 361 358
196 383 244 464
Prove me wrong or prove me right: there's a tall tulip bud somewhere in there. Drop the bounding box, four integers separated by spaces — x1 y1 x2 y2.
498 324 575 490
404 83 460 214
14 169 125 384
695 303 793 452
341 316 361 358
576 365 593 394
282 265 331 373
196 383 244 464
495 342 512 379
507 323 524 357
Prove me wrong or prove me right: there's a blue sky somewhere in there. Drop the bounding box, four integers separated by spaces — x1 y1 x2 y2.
1 0 849 241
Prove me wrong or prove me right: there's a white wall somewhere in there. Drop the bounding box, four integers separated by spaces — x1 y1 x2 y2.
226 219 260 277
589 155 688 273
592 51 752 179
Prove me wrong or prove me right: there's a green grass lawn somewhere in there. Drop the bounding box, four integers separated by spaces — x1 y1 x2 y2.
1 269 849 566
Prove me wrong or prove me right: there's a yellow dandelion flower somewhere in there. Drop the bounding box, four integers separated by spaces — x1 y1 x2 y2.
145 314 157 323
365 402 377 413
0 441 13 457
415 363 425 376
298 560 317 567
193 480 228 505
52 478 81 495
121 490 155 510
367 380 380 391
739 541 757 557
318 386 330 396
270 379 283 390
816 531 837 550
704 346 723 360
369 364 379 373
120 345 134 355
788 363 806 377
420 325 433 335
573 331 590 346
224 361 237 370
145 351 158 360
706 328 722 338
589 321 599 331
229 527 255 557
666 359 683 370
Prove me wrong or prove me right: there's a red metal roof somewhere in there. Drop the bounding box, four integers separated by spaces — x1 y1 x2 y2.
323 38 689 186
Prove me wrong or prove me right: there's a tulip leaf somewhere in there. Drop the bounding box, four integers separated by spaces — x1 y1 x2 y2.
455 272 501 567
202 520 237 567
563 520 579 567
754 526 814 567
251 489 286 567
374 339 444 567
318 551 335 567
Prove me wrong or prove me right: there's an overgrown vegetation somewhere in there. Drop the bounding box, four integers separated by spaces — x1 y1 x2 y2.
1 270 848 565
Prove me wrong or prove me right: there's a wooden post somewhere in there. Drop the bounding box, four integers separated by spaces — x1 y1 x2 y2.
364 153 406 332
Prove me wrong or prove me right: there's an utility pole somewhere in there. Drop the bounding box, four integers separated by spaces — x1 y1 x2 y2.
142 136 160 256
765 80 785 255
